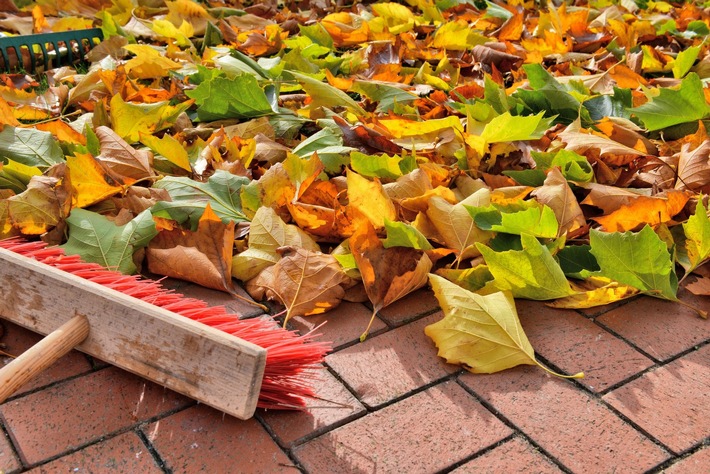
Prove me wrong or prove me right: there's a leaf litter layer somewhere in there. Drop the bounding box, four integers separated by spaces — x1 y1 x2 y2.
0 0 708 378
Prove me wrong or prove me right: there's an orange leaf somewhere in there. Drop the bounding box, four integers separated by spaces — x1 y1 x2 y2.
147 203 236 293
35 120 87 145
593 191 691 232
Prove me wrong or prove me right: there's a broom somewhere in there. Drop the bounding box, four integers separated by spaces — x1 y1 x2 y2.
0 237 330 415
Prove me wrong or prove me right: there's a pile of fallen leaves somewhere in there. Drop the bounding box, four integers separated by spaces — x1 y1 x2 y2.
0 0 708 377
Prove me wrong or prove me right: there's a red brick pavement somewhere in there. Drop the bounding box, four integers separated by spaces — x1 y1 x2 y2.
0 280 708 473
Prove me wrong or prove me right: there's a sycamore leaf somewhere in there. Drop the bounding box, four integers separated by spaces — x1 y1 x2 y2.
350 151 408 180
351 221 432 338
435 265 494 293
680 199 710 274
546 276 639 309
467 200 559 239
558 120 646 158
346 169 396 229
110 95 193 143
531 167 586 236
0 160 41 194
676 140 710 193
95 126 155 180
152 170 250 227
283 153 325 202
288 70 366 116
140 133 191 172
479 111 552 144
557 244 600 279
232 206 320 281
122 44 182 79
185 74 276 122
590 225 678 301
147 204 234 292
593 191 689 232
630 73 710 131
0 126 64 168
62 207 157 274
686 277 710 299
66 153 133 209
382 218 433 250
579 183 651 215
6 164 72 235
477 233 574 300
426 274 583 377
246 246 353 324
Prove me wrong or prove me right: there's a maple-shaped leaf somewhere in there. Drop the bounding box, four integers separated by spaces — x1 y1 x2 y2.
62 208 157 274
5 164 72 235
558 120 647 159
66 153 134 209
186 74 276 122
382 218 433 250
147 204 234 292
630 73 710 131
0 126 64 168
110 95 193 143
351 221 432 339
590 225 678 301
288 70 366 116
152 170 250 227
232 206 320 281
593 191 690 232
426 274 583 377
435 265 494 293
477 233 574 300
246 246 353 325
140 133 191 172
531 167 586 237
467 200 559 239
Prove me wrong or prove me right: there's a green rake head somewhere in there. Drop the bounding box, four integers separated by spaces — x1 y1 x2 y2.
0 28 104 73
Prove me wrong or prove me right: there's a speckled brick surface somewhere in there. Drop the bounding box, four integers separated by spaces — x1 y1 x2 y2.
1 287 708 473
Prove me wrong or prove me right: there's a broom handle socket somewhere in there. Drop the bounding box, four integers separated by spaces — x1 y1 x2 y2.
0 314 89 403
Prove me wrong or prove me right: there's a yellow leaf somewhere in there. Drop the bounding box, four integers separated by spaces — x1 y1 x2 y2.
346 169 396 229
140 133 191 171
67 153 132 208
7 165 72 235
379 116 463 138
122 44 182 79
151 19 194 48
110 94 193 143
593 190 690 232
426 274 583 378
0 97 19 126
547 277 639 309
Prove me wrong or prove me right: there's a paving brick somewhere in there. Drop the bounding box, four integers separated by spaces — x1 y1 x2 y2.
516 300 654 392
27 432 161 473
596 290 710 361
143 404 298 473
663 445 710 474
159 277 264 318
1 321 91 396
452 436 563 474
603 344 710 454
326 312 457 408
259 369 365 447
0 427 21 474
290 301 387 351
293 381 511 473
377 288 440 326
460 367 669 473
0 367 190 465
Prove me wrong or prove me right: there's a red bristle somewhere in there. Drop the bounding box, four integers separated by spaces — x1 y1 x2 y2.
0 238 331 410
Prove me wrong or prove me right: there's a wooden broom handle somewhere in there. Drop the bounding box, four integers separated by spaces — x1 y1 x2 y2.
0 314 89 403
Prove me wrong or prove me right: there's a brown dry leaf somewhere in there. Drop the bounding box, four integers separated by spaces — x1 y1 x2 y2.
6 163 72 235
107 186 171 216
579 183 651 214
558 120 646 163
95 126 155 180
676 140 710 193
593 190 690 232
531 167 586 237
147 203 235 293
245 246 353 324
686 276 710 297
350 221 433 339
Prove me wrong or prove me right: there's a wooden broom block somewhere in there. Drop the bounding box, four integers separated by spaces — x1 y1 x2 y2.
0 247 267 420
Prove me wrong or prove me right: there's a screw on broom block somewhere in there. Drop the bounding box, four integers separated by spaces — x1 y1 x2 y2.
0 238 331 419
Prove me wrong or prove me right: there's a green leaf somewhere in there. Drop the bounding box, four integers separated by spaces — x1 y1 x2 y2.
426 274 583 378
502 169 547 187
480 111 552 144
630 73 710 131
287 70 367 116
583 87 632 121
467 201 559 239
351 81 418 113
152 170 250 227
435 265 493 292
530 149 594 183
483 74 513 114
680 199 710 273
477 233 573 300
514 64 590 125
0 160 41 194
185 74 275 121
672 45 701 79
590 226 678 300
351 151 405 180
0 127 64 168
557 244 600 279
61 208 157 274
383 218 433 250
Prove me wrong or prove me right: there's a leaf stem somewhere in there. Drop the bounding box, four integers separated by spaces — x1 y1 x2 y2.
674 298 708 319
536 360 584 379
359 308 378 342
